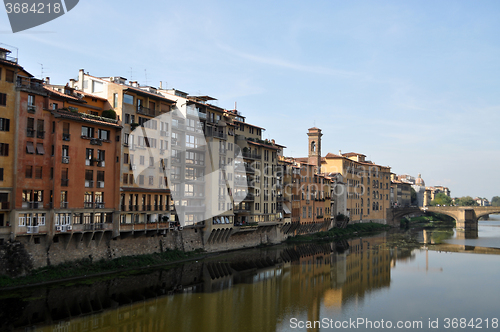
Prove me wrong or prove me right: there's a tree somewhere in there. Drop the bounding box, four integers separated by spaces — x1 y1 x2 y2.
455 196 478 206
491 196 500 206
410 187 417 205
430 193 453 206
101 109 117 120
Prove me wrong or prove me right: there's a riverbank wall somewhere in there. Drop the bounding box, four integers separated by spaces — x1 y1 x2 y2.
0 221 332 276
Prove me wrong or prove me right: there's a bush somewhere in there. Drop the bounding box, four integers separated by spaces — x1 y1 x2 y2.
101 109 117 120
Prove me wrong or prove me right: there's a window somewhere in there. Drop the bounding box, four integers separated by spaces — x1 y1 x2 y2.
0 118 10 131
113 93 118 108
36 143 45 155
62 145 69 157
26 142 34 154
25 165 33 178
0 143 8 156
0 168 3 181
124 133 129 145
92 80 103 93
123 153 129 164
149 176 154 185
81 126 94 138
86 148 94 165
139 175 144 185
36 119 44 138
97 150 105 162
35 166 42 179
98 129 109 140
85 170 93 188
0 93 6 106
123 94 134 104
123 173 128 184
5 70 14 82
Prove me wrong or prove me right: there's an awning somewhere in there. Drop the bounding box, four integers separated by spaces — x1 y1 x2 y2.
283 203 291 214
26 142 35 154
36 143 45 155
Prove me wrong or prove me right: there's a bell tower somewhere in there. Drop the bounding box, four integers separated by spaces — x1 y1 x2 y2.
307 127 322 173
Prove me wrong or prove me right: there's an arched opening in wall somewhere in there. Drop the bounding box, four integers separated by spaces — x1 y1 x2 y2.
311 141 316 153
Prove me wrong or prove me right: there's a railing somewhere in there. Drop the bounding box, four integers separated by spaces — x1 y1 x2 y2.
242 151 262 160
61 179 69 186
62 156 70 164
36 130 45 139
97 181 105 188
60 202 68 208
22 201 42 209
95 202 105 209
16 78 45 92
97 160 105 167
233 205 251 213
137 105 156 117
62 133 70 141
27 226 39 234
27 105 36 113
90 138 102 146
85 180 94 188
0 202 10 209
84 202 94 208
26 128 35 137
85 159 94 166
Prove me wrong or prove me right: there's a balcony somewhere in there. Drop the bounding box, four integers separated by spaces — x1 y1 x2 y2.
97 181 105 188
137 105 156 117
233 205 251 213
26 128 35 138
242 151 262 160
90 138 103 146
85 159 94 166
60 202 68 208
62 156 70 164
36 131 45 139
62 133 70 141
85 180 94 188
0 202 10 210
95 202 105 209
22 201 43 209
61 178 69 187
84 202 94 208
27 226 39 234
27 105 36 114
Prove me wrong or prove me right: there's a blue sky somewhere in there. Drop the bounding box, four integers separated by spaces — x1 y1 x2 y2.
2 0 499 199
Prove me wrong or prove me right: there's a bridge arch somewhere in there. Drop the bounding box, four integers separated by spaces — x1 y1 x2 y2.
474 209 500 220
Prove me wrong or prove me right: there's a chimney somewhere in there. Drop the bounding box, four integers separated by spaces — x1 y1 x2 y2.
69 78 75 88
79 69 85 89
45 77 50 84
130 81 138 87
159 81 162 89
339 150 342 155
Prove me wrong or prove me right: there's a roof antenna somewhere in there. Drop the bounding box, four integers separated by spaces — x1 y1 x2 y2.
144 69 149 86
38 63 44 79
129 67 133 80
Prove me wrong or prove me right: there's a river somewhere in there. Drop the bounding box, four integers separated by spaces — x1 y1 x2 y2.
2 217 500 332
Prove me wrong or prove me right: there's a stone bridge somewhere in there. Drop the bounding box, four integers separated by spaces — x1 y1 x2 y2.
387 206 500 230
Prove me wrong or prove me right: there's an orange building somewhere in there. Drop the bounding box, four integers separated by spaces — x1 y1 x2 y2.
11 80 121 242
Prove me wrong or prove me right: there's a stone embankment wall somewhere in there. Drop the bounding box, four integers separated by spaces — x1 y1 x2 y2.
0 224 289 274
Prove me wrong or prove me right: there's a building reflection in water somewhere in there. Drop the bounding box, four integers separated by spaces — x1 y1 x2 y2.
4 233 417 332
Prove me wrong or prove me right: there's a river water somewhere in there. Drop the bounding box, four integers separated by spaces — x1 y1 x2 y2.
2 217 500 332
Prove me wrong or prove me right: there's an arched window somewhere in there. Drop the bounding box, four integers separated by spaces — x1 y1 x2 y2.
311 141 316 153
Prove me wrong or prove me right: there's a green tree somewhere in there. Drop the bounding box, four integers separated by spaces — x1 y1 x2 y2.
410 187 417 205
491 196 500 206
455 196 478 206
430 193 453 206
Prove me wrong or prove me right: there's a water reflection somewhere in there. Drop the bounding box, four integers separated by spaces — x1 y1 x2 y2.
4 220 500 332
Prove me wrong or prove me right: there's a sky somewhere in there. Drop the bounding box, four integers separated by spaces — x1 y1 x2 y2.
1 0 500 199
